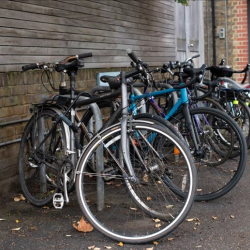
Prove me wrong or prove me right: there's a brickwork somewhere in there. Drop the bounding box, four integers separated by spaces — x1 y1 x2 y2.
203 0 248 82
0 67 124 193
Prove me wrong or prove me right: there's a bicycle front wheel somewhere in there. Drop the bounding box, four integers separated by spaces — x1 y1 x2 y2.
171 107 247 201
76 121 196 243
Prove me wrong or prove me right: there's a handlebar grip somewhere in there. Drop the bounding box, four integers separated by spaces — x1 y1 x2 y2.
78 53 93 59
126 49 140 64
192 54 200 59
22 63 39 72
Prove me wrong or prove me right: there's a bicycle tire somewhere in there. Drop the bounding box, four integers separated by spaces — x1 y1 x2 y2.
194 97 224 111
220 97 250 149
170 107 247 201
18 108 69 206
76 121 197 243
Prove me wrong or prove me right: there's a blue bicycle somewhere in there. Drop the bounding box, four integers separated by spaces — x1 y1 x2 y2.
101 51 247 201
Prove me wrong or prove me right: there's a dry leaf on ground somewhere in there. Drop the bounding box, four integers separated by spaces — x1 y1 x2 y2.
117 242 123 246
153 219 161 223
11 227 21 231
13 194 26 202
186 217 200 222
130 207 137 211
73 217 94 233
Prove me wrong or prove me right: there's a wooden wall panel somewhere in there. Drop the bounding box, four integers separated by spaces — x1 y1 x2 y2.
0 0 176 72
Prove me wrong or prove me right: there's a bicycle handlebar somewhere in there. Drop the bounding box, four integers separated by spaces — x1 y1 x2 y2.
190 79 219 101
21 53 93 72
22 62 45 72
126 49 140 64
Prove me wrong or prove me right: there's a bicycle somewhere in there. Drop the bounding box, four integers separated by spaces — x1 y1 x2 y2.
100 51 247 202
19 52 197 243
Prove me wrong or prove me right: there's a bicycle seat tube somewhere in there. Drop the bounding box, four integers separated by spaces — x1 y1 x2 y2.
67 70 77 166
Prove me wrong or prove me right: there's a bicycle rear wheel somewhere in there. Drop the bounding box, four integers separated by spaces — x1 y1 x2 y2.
76 121 196 243
170 107 247 201
18 108 68 206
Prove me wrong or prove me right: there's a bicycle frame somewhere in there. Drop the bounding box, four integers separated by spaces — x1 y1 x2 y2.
128 85 201 153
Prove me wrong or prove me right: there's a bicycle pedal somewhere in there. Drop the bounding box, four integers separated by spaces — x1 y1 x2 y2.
53 193 64 209
101 167 118 181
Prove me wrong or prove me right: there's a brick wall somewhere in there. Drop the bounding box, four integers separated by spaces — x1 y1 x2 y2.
203 0 248 82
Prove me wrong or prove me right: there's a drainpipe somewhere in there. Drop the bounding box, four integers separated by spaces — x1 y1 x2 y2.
211 0 216 65
225 0 228 65
206 0 211 79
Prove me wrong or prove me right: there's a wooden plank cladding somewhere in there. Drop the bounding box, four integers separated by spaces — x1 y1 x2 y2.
0 0 176 72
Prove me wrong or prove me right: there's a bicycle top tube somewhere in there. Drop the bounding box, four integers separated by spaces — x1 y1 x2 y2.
128 85 189 120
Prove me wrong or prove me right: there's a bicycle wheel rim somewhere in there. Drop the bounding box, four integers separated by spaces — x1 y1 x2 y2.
76 122 196 243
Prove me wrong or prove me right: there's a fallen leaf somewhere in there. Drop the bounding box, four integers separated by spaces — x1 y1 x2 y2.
73 217 94 233
143 174 149 182
106 182 114 185
168 238 174 241
11 227 21 231
118 242 123 247
94 248 101 250
130 207 137 211
104 247 112 249
15 220 20 223
230 215 235 219
193 227 197 230
146 248 154 250
212 216 217 220
13 194 26 202
147 197 152 201
186 217 200 222
153 219 161 223
155 223 161 228
166 205 174 209
196 189 202 192
42 206 50 209
153 241 158 245
88 245 95 249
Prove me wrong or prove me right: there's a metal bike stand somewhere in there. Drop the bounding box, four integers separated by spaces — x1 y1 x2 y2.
88 102 104 211
38 116 47 193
